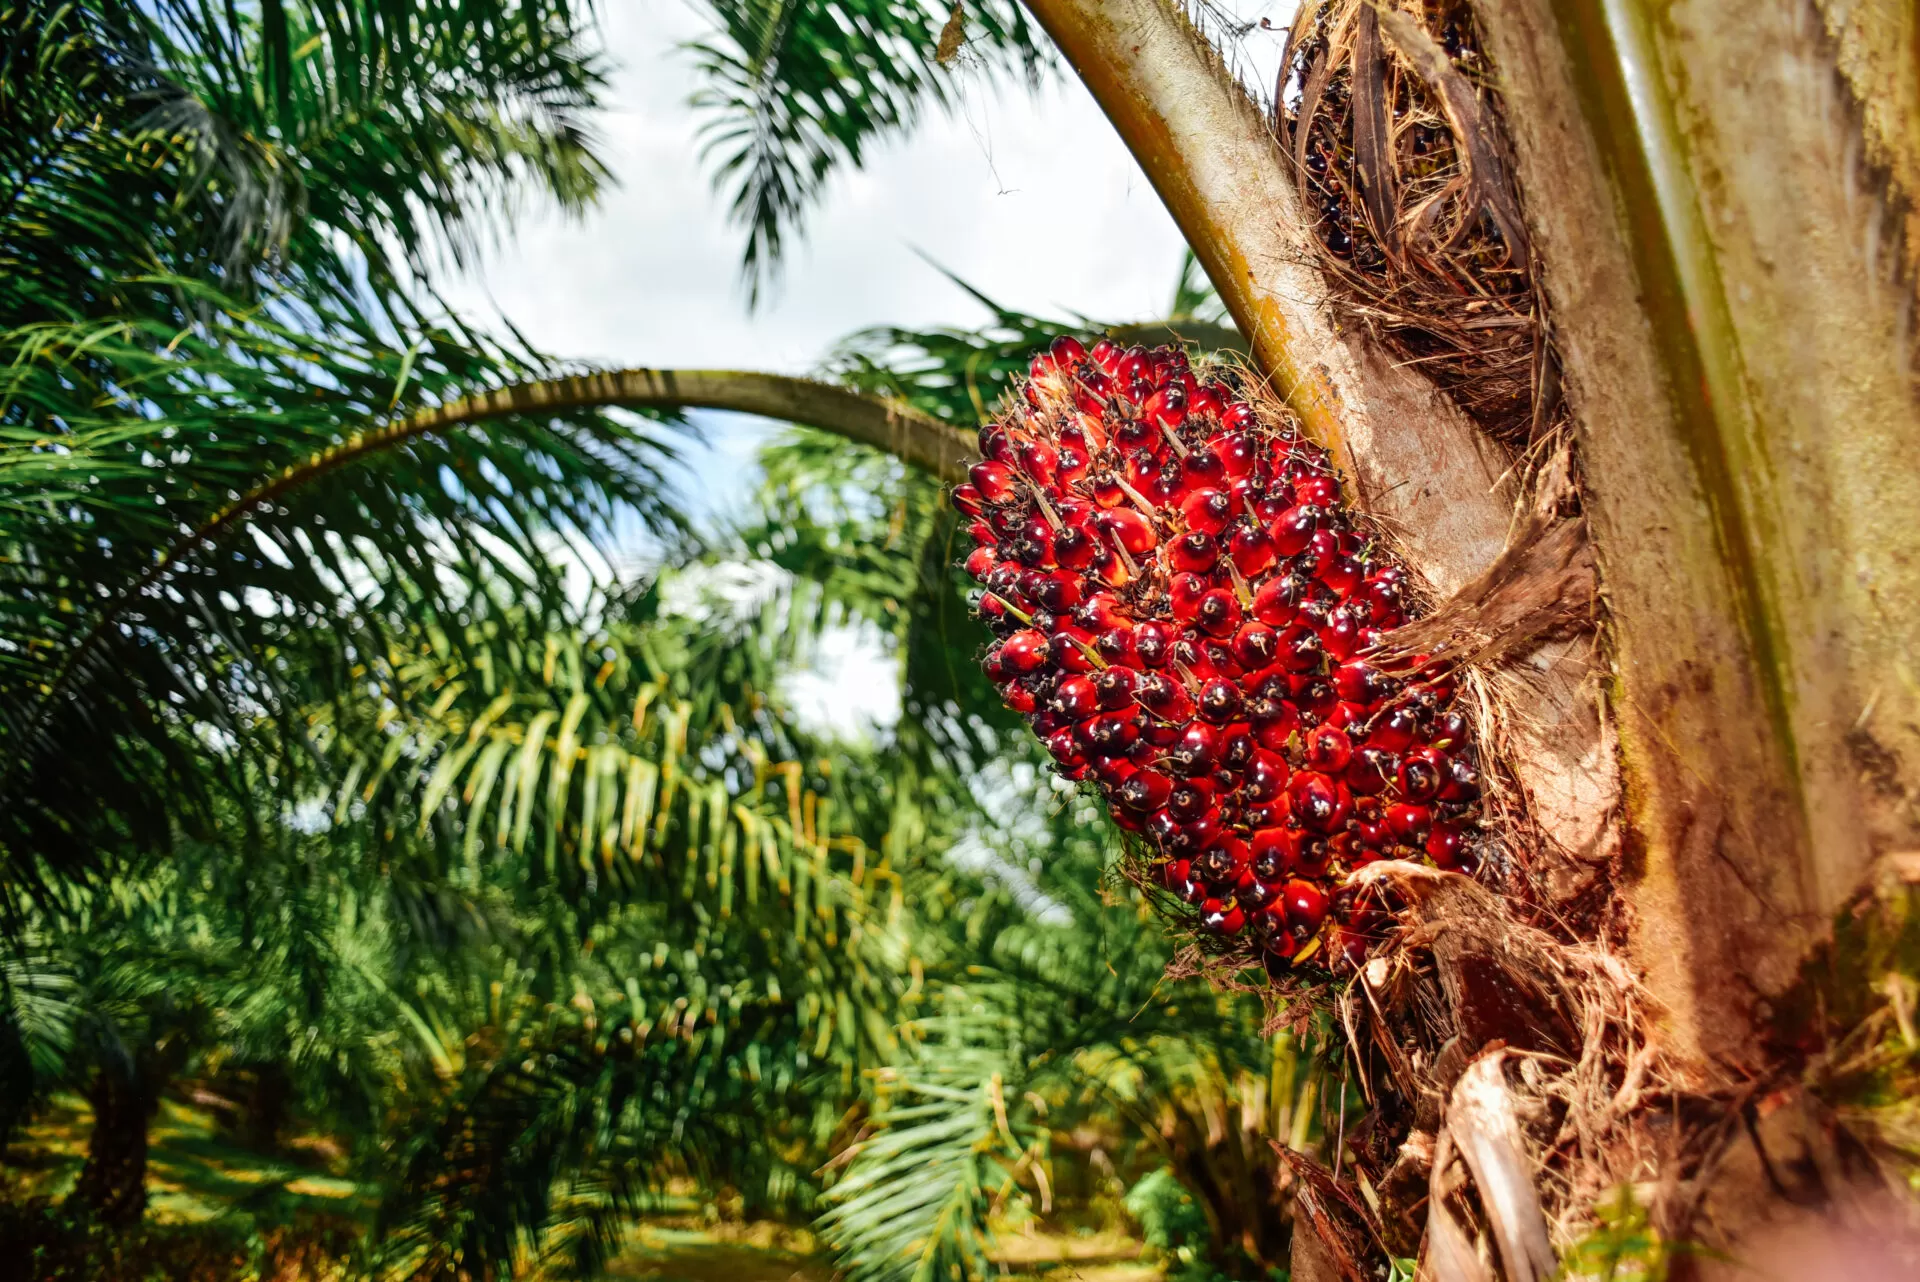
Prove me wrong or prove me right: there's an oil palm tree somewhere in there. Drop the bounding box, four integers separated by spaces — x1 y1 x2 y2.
657 0 1920 1274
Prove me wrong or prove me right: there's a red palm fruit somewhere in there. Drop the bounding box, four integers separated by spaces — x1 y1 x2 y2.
1322 606 1363 661
971 461 1018 503
1102 507 1158 555
1134 621 1172 667
1426 821 1466 869
1201 898 1247 936
1197 678 1243 724
1441 754 1482 803
1229 524 1278 576
1189 384 1225 420
963 547 997 580
1353 817 1392 851
1364 568 1408 621
1248 696 1299 752
1369 706 1421 752
1398 748 1446 803
1092 666 1136 710
999 629 1048 674
1077 591 1128 632
953 484 986 516
1055 675 1099 720
1212 432 1256 478
1143 383 1187 431
1051 334 1087 365
1167 780 1215 822
1294 475 1340 507
1305 725 1353 773
1089 337 1120 372
1118 770 1173 812
1180 446 1225 488
1230 623 1279 671
1250 575 1302 627
1269 504 1319 554
1169 573 1210 621
1329 928 1370 970
1168 723 1220 777
1246 751 1288 802
1045 727 1084 769
1019 441 1059 486
1251 827 1297 879
1320 554 1362 596
1346 747 1397 797
1169 530 1218 573
1275 623 1323 673
1096 626 1138 666
1219 723 1257 772
1222 402 1257 432
1086 713 1140 757
1180 487 1232 534
1433 710 1471 745
1116 415 1158 451
1195 589 1242 638
1333 661 1393 706
1136 671 1193 720
1141 717 1184 749
1031 572 1082 613
1073 374 1111 415
1049 625 1098 674
1237 876 1278 911
1295 833 1333 878
1280 879 1328 941
1053 526 1095 569
1387 803 1432 842
1192 844 1235 885
1287 771 1352 834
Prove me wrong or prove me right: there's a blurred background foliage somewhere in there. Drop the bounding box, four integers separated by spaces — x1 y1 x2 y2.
0 0 1338 1279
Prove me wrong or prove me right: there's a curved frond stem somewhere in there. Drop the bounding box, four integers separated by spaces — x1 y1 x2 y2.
4 371 971 820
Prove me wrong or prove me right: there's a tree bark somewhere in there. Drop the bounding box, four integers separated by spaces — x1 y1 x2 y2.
69 1069 161 1227
1473 0 1920 1070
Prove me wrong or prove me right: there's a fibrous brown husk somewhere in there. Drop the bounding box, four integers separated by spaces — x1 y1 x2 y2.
1279 0 1549 449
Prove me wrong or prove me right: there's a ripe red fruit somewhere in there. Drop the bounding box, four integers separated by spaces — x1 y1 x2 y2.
955 343 1484 969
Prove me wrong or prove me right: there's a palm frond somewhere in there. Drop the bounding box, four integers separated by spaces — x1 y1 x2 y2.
0 289 689 895
686 0 1048 301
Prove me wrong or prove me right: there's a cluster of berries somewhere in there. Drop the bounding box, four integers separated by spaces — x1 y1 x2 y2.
953 338 1482 971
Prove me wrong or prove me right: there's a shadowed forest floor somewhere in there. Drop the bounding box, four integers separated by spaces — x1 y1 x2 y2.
1 1095 1166 1280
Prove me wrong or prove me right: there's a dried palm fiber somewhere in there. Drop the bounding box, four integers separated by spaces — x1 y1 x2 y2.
1280 0 1549 450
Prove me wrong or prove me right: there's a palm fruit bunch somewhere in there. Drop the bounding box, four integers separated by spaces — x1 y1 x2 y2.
951 338 1483 972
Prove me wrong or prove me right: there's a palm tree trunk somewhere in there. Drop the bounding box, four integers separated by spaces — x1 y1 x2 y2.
1475 0 1920 1066
69 1069 161 1227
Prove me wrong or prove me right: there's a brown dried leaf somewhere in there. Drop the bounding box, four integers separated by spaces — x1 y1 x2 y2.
1350 8 1399 248
934 1 966 64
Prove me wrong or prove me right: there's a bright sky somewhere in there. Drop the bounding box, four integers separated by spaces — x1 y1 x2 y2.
439 0 1295 729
